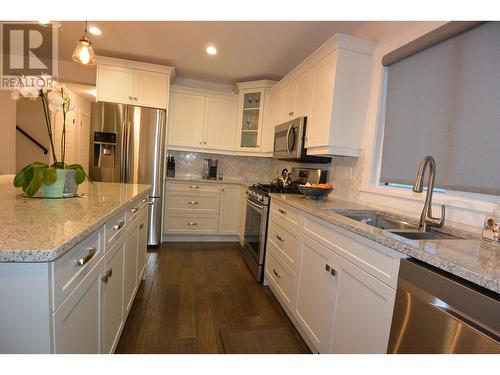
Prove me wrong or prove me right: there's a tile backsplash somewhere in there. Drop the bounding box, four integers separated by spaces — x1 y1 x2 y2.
169 150 363 200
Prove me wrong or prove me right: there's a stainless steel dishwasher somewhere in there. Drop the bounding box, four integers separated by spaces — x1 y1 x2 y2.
388 258 500 353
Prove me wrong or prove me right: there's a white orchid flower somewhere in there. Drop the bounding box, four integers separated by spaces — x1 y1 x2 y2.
19 86 40 100
48 90 65 112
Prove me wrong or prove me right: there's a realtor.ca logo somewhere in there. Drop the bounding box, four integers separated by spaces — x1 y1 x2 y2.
1 22 58 90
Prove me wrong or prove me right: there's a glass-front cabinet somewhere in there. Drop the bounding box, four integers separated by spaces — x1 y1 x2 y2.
237 90 264 149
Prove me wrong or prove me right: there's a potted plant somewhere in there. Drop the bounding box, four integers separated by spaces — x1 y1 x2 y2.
12 78 90 198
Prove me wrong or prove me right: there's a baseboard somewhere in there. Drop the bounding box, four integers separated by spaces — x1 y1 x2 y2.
162 234 240 242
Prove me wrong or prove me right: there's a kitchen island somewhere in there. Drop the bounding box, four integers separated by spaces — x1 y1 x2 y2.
0 182 151 353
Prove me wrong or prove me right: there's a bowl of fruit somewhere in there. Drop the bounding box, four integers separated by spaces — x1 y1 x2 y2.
297 183 334 200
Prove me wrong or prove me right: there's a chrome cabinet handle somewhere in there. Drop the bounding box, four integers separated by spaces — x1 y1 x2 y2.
187 222 198 226
278 208 287 215
113 220 125 231
131 207 138 213
77 247 97 266
276 234 284 242
128 95 133 100
102 268 113 283
142 198 148 203
147 200 154 206
139 223 144 230
189 185 200 189
273 269 281 279
188 201 199 205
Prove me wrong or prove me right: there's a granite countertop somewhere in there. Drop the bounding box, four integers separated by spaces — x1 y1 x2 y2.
0 182 151 263
270 194 500 294
166 176 245 186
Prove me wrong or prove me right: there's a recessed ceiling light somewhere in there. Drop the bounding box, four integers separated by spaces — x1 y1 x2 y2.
88 26 102 36
206 46 217 55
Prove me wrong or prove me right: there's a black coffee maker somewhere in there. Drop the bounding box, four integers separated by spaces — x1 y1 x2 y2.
202 159 218 180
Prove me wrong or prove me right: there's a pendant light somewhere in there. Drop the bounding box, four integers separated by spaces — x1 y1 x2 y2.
72 21 96 65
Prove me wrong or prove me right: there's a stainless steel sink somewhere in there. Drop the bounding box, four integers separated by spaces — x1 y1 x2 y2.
387 229 460 240
342 212 418 230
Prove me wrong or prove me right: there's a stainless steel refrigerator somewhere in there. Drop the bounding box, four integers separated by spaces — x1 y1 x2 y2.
89 102 166 246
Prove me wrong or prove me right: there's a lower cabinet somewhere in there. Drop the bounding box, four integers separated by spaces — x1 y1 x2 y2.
136 208 148 282
294 235 337 353
52 258 103 354
265 199 404 354
124 216 140 315
101 235 125 354
219 186 241 235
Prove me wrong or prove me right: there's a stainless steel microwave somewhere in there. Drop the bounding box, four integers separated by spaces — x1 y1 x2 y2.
273 117 331 163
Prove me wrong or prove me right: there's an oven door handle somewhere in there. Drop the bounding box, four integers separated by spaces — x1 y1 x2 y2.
246 197 264 212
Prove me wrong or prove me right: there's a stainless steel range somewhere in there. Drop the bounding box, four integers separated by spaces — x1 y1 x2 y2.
242 167 327 283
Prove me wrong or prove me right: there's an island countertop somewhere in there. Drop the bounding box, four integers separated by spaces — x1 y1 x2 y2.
269 193 500 294
0 182 151 263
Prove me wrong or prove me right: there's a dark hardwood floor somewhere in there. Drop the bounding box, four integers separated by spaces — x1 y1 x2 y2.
116 242 310 354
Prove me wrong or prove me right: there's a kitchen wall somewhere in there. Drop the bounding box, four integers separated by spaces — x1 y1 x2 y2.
0 91 16 175
169 150 272 184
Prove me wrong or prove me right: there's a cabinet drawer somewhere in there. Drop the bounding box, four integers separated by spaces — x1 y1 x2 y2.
166 191 220 213
267 217 298 269
126 194 148 223
270 200 301 228
105 210 127 250
51 229 103 311
265 243 295 308
166 181 220 193
303 215 403 289
165 213 219 234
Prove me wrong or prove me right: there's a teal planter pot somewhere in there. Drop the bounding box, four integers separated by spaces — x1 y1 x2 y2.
42 169 67 198
63 169 78 197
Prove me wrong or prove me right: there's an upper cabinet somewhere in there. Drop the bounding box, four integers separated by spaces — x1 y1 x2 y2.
168 87 238 152
268 34 374 157
96 56 175 109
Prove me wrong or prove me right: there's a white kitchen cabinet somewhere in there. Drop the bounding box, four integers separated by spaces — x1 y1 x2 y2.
123 219 139 314
168 91 206 148
96 56 174 109
101 234 125 354
133 69 169 109
204 96 238 151
294 235 337 353
136 208 148 283
219 185 241 235
235 90 263 150
329 256 396 354
52 257 103 354
294 69 313 118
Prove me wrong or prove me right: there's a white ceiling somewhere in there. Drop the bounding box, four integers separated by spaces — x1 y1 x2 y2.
57 21 433 89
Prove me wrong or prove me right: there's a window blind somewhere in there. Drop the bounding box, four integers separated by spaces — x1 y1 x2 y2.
380 22 500 195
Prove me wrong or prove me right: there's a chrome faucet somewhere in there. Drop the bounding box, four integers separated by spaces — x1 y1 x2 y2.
412 156 445 232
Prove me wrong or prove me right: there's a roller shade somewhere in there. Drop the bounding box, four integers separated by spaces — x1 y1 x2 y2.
380 22 500 195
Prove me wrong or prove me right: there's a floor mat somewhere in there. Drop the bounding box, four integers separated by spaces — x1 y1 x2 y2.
220 324 308 354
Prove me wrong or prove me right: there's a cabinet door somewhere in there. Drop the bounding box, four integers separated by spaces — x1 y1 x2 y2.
306 52 337 149
281 82 297 120
269 88 285 127
133 69 168 109
236 90 264 150
330 256 396 354
218 186 240 235
97 65 134 105
168 92 205 148
123 222 139 314
136 208 148 282
203 96 238 150
102 236 125 354
294 235 337 353
52 259 102 354
294 70 313 118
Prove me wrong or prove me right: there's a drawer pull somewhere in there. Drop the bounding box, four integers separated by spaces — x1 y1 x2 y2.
188 201 199 205
113 220 125 231
102 268 113 283
142 198 148 203
76 247 97 266
189 185 200 189
272 269 281 279
187 222 198 226
276 234 284 242
131 207 138 213
139 223 144 230
278 208 287 215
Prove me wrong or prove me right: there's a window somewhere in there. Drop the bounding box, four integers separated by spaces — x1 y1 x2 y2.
379 22 500 196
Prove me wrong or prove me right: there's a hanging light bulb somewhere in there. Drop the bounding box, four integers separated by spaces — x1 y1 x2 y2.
72 21 96 65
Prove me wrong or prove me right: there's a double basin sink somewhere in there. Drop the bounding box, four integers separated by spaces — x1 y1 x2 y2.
336 212 460 240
